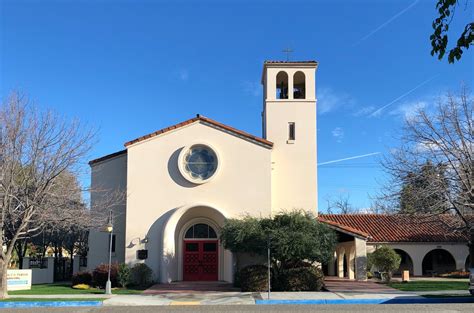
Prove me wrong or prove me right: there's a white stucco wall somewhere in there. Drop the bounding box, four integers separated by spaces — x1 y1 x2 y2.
262 63 318 215
125 121 272 283
87 153 127 271
367 242 469 276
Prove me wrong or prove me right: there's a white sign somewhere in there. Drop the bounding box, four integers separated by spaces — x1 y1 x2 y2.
7 269 32 291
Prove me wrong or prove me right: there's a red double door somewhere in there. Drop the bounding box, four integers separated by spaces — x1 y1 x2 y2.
183 240 218 281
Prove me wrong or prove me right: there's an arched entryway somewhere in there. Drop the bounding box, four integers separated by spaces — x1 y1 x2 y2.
182 223 219 281
422 249 456 275
161 204 232 283
394 249 414 276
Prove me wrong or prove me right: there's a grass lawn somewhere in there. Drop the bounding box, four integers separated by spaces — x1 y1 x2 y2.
388 280 469 291
422 294 473 298
9 283 145 295
0 298 106 302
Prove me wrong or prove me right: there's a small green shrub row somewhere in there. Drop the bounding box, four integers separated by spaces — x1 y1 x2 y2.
71 262 153 288
236 263 324 292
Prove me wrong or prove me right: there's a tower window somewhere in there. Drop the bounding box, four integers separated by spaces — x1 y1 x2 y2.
276 71 288 99
288 122 295 140
293 71 306 99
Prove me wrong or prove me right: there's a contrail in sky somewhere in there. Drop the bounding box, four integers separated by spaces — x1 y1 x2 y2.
318 152 381 166
369 74 439 117
353 0 420 46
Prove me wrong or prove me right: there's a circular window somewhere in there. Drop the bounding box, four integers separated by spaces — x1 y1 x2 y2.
178 144 219 184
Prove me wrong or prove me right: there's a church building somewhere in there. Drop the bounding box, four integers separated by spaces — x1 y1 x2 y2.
87 60 469 283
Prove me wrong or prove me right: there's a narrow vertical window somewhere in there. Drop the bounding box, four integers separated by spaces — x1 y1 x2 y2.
109 234 116 253
288 122 295 140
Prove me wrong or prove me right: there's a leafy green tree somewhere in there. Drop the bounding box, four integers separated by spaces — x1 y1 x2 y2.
220 211 337 269
371 246 401 282
431 0 473 63
399 161 449 214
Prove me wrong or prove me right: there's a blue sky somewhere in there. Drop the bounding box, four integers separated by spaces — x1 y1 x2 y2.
1 0 472 212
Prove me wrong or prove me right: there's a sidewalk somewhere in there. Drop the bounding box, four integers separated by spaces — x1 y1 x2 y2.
4 289 473 306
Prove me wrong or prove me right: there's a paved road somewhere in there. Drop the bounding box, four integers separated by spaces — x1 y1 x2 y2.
7 304 474 313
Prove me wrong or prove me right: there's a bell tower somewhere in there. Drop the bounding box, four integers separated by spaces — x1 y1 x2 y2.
262 61 318 215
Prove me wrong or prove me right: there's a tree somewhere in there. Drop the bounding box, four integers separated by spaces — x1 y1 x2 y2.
326 194 355 214
370 246 401 282
381 86 473 268
399 161 449 214
431 0 473 63
0 92 118 298
220 211 337 270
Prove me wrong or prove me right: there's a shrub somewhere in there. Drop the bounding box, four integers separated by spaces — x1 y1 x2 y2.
367 253 374 271
371 246 401 282
71 271 92 286
239 264 268 292
130 263 153 287
233 269 241 288
274 266 324 291
117 263 131 288
92 263 119 288
221 211 337 267
72 284 90 290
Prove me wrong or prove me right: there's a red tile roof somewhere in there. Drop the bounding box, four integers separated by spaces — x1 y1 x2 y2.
264 60 318 64
124 115 273 148
319 218 370 239
319 214 469 243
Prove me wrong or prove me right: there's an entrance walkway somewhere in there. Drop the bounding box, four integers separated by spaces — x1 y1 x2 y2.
144 281 240 294
324 277 402 294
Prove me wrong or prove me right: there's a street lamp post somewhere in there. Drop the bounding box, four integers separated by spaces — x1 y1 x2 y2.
105 210 113 295
267 233 271 300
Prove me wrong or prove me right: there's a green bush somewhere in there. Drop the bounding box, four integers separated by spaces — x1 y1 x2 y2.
233 269 241 288
92 263 119 288
221 211 337 267
130 263 153 287
71 271 92 286
239 264 268 292
274 266 324 291
367 253 374 271
371 246 401 282
117 263 131 288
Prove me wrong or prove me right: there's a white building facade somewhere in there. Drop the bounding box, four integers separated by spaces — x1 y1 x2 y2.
87 60 470 284
87 61 320 283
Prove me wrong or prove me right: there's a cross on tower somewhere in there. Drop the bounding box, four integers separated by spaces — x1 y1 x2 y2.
282 48 294 61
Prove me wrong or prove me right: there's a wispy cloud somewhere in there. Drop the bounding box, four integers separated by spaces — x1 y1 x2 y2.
353 0 420 46
369 75 438 117
317 87 355 115
242 81 261 97
318 152 381 166
331 127 344 143
390 100 427 120
353 105 376 117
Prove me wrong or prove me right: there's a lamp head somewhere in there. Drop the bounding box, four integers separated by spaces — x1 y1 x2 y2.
106 223 113 233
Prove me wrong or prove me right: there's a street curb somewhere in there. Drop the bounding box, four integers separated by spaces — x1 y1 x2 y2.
0 301 103 309
256 297 474 305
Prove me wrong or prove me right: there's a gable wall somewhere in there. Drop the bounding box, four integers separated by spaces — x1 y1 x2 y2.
125 122 272 277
